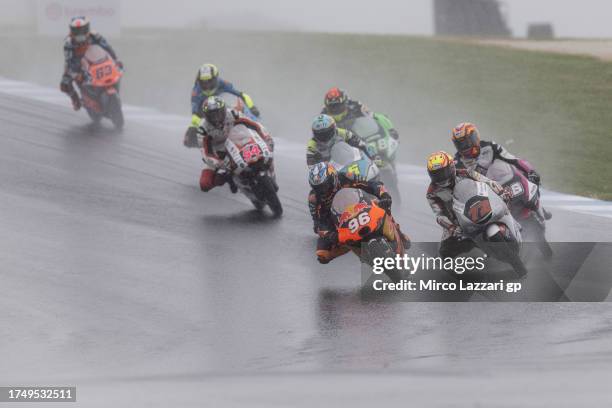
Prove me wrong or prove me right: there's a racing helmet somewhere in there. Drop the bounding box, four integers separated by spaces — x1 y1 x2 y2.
69 16 91 45
198 64 220 96
311 114 337 144
452 122 481 159
427 151 456 188
324 87 349 122
308 162 340 200
202 96 227 128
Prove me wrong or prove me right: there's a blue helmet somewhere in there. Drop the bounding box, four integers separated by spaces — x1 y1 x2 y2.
308 162 340 198
311 114 337 143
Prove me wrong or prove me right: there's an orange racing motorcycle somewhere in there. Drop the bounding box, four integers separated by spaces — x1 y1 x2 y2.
330 187 408 281
75 44 124 129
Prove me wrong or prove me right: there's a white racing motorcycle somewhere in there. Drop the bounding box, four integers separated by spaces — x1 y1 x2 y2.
224 124 282 217
452 177 527 277
486 160 553 258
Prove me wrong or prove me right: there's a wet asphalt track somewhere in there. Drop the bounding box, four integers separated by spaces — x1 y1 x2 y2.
2 91 612 407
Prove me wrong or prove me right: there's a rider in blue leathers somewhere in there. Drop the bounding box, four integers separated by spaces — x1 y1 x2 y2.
183 63 260 147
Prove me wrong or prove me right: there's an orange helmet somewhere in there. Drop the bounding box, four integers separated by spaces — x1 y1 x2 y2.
427 151 456 187
451 122 481 159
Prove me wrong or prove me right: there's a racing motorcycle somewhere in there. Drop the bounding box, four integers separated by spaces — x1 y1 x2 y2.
452 178 527 277
346 114 401 204
224 124 282 216
331 187 409 282
486 160 553 258
329 141 380 183
217 92 259 121
76 44 124 129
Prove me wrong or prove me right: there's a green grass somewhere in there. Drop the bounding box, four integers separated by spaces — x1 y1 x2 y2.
2 29 611 199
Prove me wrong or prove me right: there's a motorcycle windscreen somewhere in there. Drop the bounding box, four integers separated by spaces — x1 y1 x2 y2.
218 92 243 112
351 116 380 139
330 141 363 168
83 44 110 66
331 188 363 217
453 178 510 230
486 160 515 185
227 124 257 148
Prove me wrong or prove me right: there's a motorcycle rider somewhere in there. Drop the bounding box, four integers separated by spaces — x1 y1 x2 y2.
184 63 260 147
197 96 272 192
321 87 400 140
308 162 408 264
60 16 121 111
451 122 551 220
307 114 369 166
426 151 508 258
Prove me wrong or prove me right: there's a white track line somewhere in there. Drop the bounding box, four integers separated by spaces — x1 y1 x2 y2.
1 76 611 220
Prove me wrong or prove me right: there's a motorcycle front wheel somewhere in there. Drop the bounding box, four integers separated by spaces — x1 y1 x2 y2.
108 93 124 130
264 177 283 217
365 238 401 283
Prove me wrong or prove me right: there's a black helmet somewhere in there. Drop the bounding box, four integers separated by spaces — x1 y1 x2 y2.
69 16 90 45
202 96 227 127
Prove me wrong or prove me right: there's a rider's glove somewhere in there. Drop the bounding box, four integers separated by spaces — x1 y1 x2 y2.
116 60 124 70
489 181 504 195
183 127 199 148
60 76 73 94
250 106 261 118
527 170 541 185
449 225 463 238
378 192 393 212
348 133 366 150
501 187 513 202
389 128 399 140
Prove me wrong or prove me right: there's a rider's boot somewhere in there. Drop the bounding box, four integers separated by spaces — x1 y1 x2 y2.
70 92 81 111
227 177 238 194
